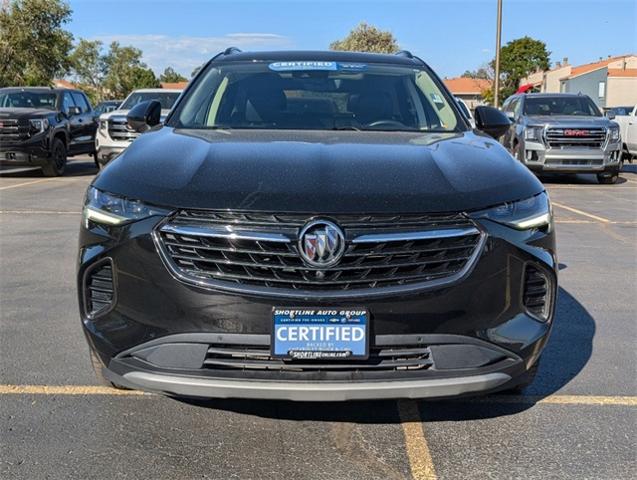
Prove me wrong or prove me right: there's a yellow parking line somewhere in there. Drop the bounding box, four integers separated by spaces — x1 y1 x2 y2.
0 210 81 215
0 178 52 191
1 385 636 407
552 201 611 223
0 385 146 395
470 394 637 406
397 400 437 480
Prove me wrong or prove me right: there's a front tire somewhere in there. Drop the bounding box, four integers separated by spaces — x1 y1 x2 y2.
41 138 67 176
597 172 619 184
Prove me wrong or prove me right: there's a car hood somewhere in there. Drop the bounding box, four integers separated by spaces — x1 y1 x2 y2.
526 115 613 127
0 107 55 119
94 128 544 214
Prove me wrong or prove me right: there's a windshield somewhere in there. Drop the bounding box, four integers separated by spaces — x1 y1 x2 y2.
121 92 180 110
0 91 57 110
524 96 601 117
170 61 461 132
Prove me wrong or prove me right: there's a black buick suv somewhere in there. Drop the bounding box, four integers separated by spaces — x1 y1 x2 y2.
78 49 557 401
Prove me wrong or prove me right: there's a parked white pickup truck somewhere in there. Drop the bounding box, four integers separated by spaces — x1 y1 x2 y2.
613 104 637 161
95 88 182 167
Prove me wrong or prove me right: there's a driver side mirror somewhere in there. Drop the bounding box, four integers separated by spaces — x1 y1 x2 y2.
67 106 82 117
474 106 512 139
127 100 161 133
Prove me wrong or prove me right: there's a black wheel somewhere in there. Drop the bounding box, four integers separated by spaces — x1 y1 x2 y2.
90 349 128 390
42 138 67 176
597 172 619 184
93 151 100 169
512 142 522 161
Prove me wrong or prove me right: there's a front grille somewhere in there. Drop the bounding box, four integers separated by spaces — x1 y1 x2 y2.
155 211 484 296
107 116 139 142
203 343 433 372
84 261 115 317
545 127 606 149
523 265 550 320
0 118 30 142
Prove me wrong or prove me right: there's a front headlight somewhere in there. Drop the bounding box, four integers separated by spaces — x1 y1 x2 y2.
99 120 108 132
609 126 620 141
83 186 169 226
524 125 544 142
29 118 49 134
471 192 552 230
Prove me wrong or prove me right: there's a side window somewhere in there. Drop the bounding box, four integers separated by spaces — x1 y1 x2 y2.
62 92 76 115
513 99 523 118
502 98 512 112
71 92 90 113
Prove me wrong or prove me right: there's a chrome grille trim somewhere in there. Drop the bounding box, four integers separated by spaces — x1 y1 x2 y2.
352 227 480 243
153 211 487 299
544 127 607 149
160 224 291 243
107 116 140 142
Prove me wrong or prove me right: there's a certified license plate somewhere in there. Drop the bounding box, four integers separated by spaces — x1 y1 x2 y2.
272 308 368 359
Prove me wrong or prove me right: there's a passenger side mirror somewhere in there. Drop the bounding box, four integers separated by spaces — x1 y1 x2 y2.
68 106 82 117
505 111 515 121
474 106 512 139
127 100 161 133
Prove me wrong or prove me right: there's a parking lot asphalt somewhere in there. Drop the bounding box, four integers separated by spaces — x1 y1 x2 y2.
1 157 636 480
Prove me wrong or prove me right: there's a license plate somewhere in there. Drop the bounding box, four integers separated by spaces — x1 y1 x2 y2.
272 308 368 359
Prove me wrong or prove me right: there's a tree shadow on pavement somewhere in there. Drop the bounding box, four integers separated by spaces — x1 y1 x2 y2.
175 288 595 423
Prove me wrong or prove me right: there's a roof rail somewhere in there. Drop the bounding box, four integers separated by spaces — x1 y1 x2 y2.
395 50 414 59
223 47 243 56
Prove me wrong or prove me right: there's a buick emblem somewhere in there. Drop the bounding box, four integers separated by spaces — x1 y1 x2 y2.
298 220 345 268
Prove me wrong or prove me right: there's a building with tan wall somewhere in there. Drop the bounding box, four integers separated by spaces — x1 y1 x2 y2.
443 77 491 109
520 55 637 108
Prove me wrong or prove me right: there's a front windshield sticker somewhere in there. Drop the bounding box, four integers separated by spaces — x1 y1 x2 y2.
269 61 367 72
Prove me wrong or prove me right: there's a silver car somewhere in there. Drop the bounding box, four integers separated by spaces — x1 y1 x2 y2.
501 93 622 184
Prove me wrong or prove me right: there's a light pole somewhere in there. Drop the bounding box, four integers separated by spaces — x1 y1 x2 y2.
494 0 503 107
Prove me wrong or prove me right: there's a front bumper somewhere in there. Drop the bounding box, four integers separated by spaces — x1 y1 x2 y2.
79 215 557 400
95 130 130 165
521 139 622 173
0 136 50 167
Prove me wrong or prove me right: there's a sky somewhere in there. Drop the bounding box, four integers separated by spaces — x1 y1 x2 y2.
67 0 637 78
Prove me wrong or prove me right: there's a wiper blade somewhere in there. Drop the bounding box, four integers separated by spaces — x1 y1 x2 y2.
330 126 361 131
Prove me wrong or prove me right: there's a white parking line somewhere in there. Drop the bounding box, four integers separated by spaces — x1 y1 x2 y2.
552 202 611 223
0 178 52 191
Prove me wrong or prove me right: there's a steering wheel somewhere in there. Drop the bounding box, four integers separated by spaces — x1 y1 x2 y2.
366 119 408 129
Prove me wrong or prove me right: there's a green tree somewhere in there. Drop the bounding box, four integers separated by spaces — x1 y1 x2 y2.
330 22 399 54
103 42 158 98
159 67 187 83
0 0 73 87
69 39 106 103
462 66 492 80
494 36 550 102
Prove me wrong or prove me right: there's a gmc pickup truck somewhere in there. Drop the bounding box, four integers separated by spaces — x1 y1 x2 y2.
0 87 97 176
501 93 622 184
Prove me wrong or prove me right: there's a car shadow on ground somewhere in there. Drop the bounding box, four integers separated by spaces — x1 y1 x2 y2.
538 162 634 185
175 288 595 422
0 158 97 178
